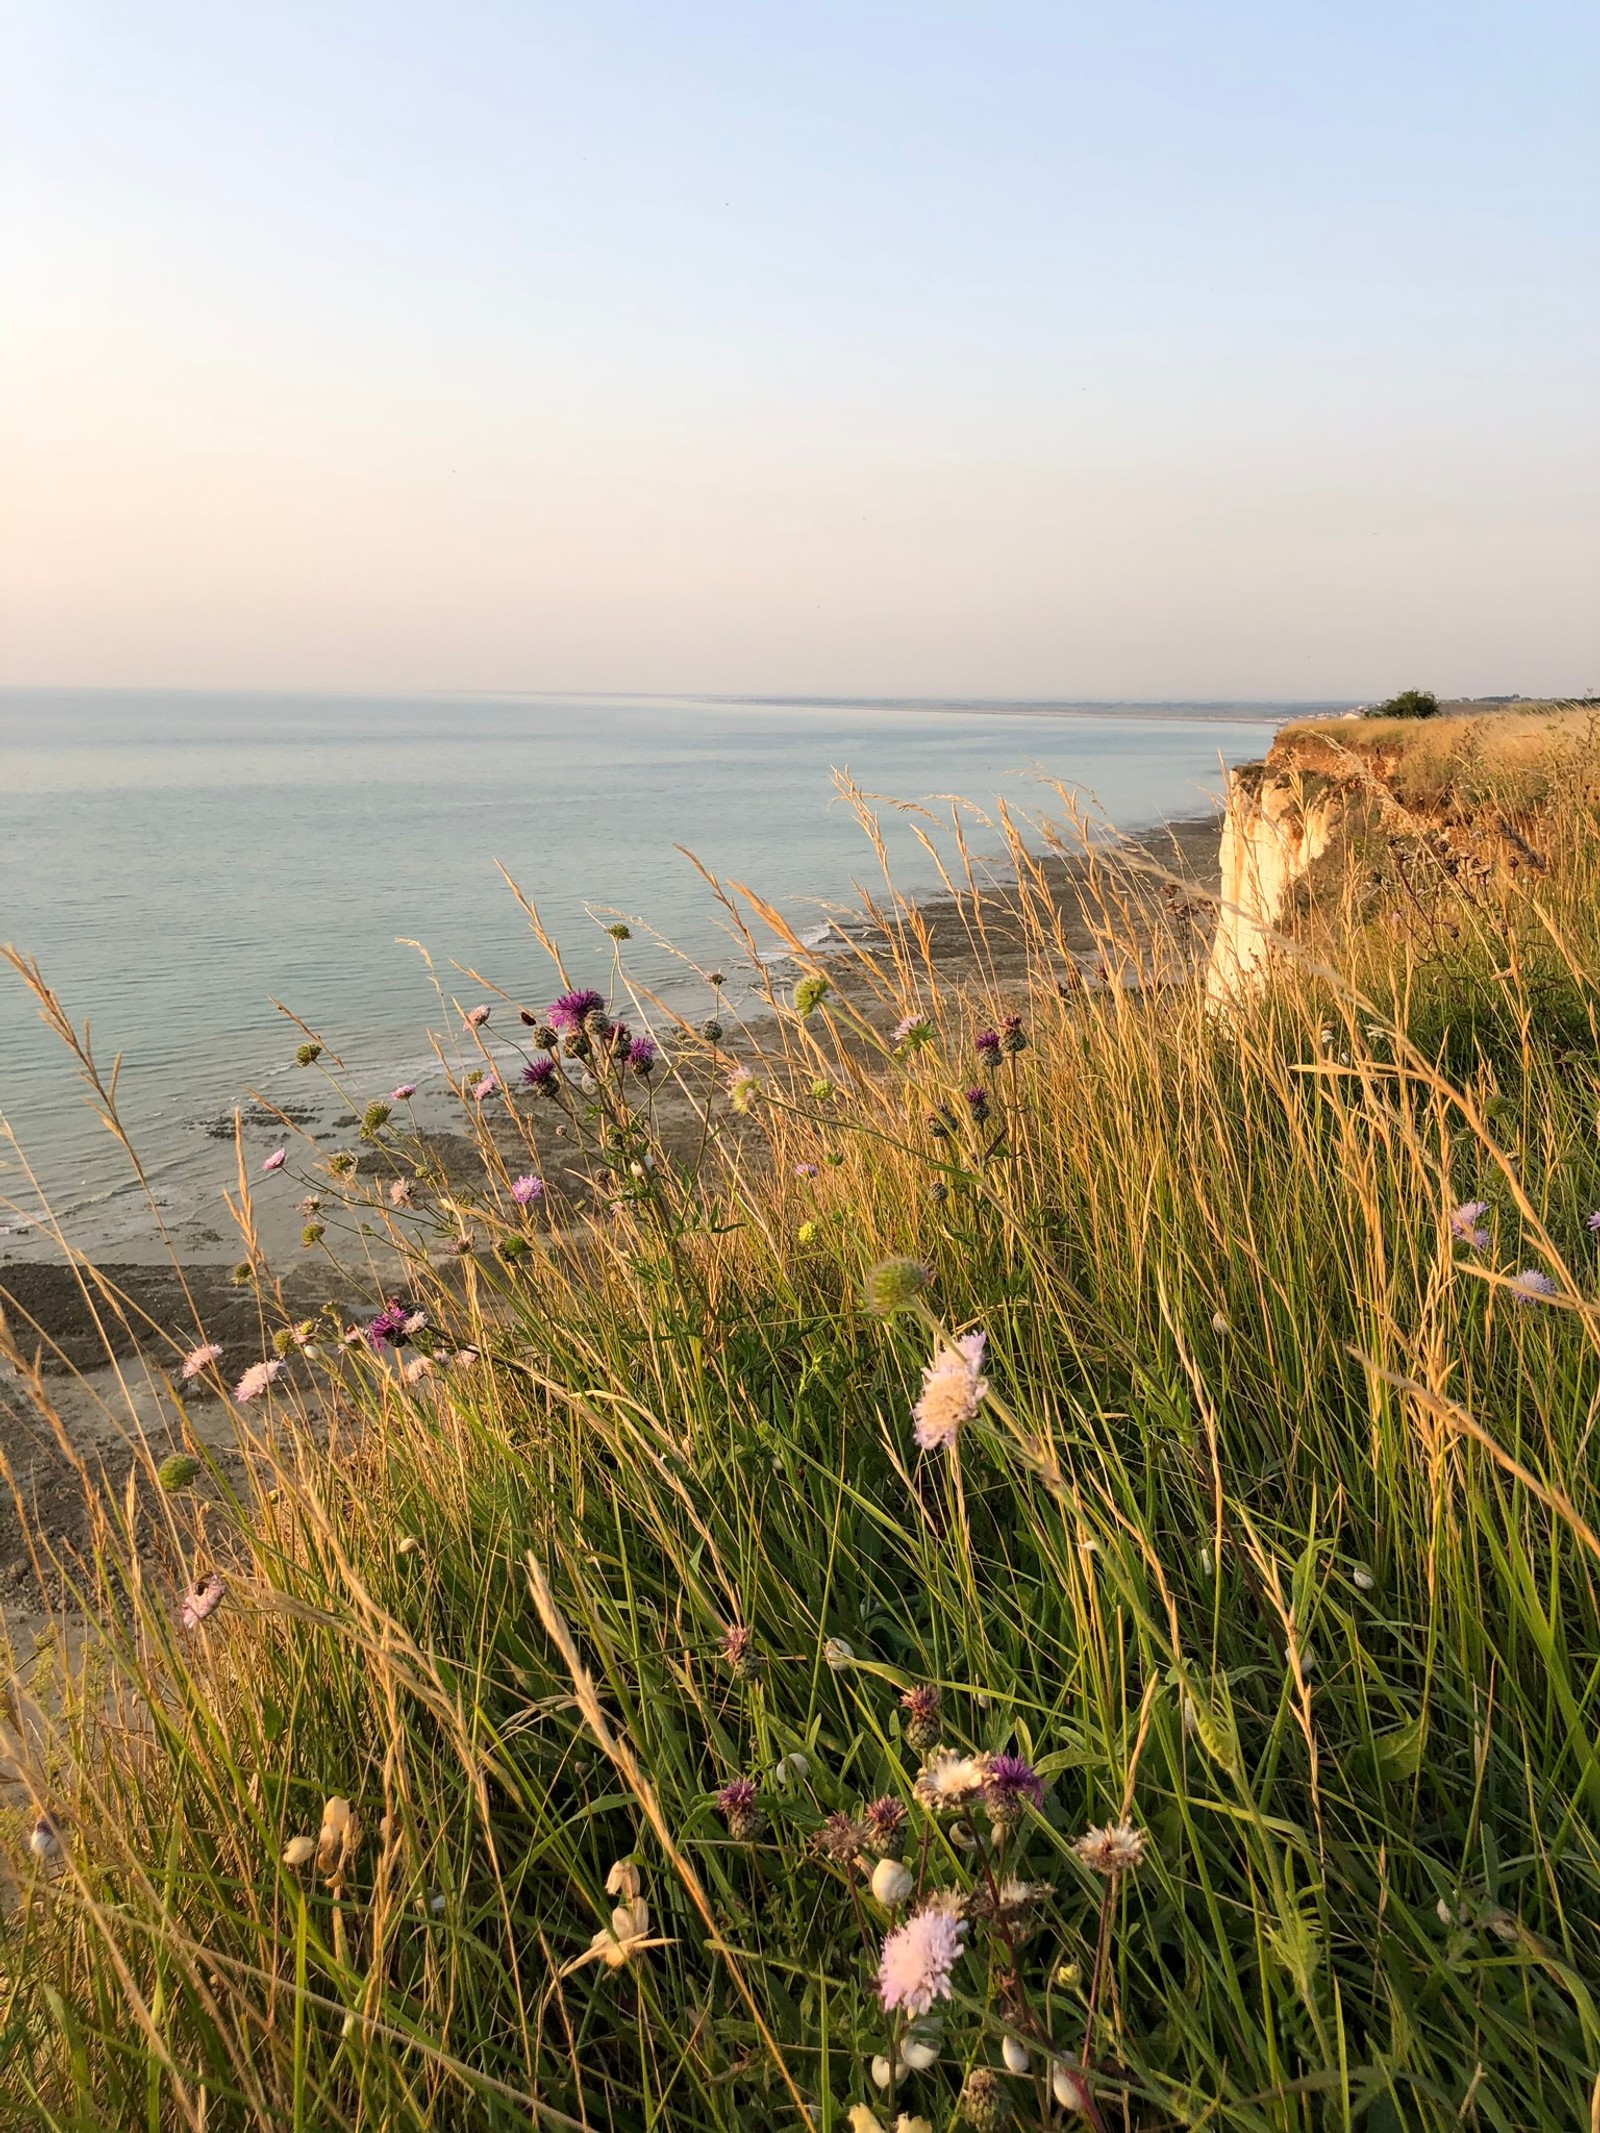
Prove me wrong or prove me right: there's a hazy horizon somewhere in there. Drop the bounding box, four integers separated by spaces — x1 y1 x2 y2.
3 2 1596 701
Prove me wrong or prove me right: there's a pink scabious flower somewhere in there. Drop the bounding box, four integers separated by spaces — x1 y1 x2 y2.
1450 1201 1490 1249
180 1572 226 1629
1586 1210 1600 1234
390 1082 418 1101
876 1898 967 2016
464 1004 491 1029
262 1148 287 1173
510 1174 544 1206
180 1342 223 1381
472 1073 500 1102
548 988 606 1033
1510 1267 1557 1303
912 1333 989 1451
233 1359 283 1403
794 1162 820 1178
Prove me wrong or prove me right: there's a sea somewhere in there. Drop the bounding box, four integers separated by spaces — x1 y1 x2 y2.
0 689 1322 1259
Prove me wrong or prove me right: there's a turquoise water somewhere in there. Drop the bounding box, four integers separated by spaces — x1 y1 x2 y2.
0 689 1305 1253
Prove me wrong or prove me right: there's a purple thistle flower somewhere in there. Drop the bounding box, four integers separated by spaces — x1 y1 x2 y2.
1450 1201 1490 1251
365 1298 415 1350
510 1174 544 1206
716 1776 764 1840
984 1752 1044 1808
522 1058 559 1092
963 1086 990 1125
548 988 606 1033
627 1036 658 1073
794 1162 819 1178
975 1028 1002 1064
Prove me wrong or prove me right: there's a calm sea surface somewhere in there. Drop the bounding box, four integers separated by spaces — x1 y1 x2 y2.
0 690 1310 1255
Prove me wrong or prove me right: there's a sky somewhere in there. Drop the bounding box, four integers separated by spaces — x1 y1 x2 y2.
1 1 1595 701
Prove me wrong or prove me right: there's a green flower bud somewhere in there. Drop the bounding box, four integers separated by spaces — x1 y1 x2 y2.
863 1257 930 1317
157 1454 202 1493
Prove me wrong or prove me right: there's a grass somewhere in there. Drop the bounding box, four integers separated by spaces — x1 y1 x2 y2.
6 751 1600 2130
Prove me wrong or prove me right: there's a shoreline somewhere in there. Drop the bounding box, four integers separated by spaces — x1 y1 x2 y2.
0 806 1223 1637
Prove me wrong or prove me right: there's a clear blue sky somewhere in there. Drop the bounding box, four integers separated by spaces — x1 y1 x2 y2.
1 1 1595 697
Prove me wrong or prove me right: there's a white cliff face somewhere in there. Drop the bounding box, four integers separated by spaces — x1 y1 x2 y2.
1206 766 1338 1003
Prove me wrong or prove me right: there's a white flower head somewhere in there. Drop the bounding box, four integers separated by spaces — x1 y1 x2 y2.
912 1333 989 1451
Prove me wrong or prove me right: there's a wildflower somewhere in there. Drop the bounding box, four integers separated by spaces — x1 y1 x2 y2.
523 1057 559 1093
29 1813 62 1860
229 1261 254 1287
871 2058 895 2090
180 1572 226 1628
795 1161 820 1178
234 1359 283 1403
865 1794 908 1855
811 1812 869 1863
1002 2037 1030 2076
582 1005 613 1043
1351 1564 1375 1591
913 1750 990 1812
823 1635 855 1669
901 2033 940 2072
510 1174 544 1206
892 1013 932 1051
1450 1200 1491 1250
722 1623 761 1681
316 1795 359 1883
282 1834 317 1868
628 1036 657 1073
359 1102 392 1140
716 1777 765 1841
1072 1819 1146 1876
962 1086 990 1126
1587 1210 1600 1234
496 1234 530 1262
926 1104 957 1140
1211 1310 1232 1336
326 1150 358 1179
849 2110 884 2133
388 1177 414 1208
297 1194 322 1217
727 1064 759 1112
607 922 632 940
464 1004 491 1028
708 970 725 988
365 1299 421 1350
158 1453 202 1491
798 1220 818 1243
402 1356 432 1386
959 2068 1008 2132
900 1683 942 1755
912 1333 989 1451
701 1018 724 1043
548 988 605 1033
968 1876 1051 1935
983 1753 1044 1831
294 1041 322 1066
898 2114 934 2132
975 1028 1002 1068
453 1346 479 1370
877 1898 967 2015
447 1231 475 1256
262 1148 287 1173
1000 1014 1027 1055
301 1223 325 1247
179 1342 223 1382
871 1856 914 1905
864 1257 930 1316
390 1082 418 1101
794 974 831 1016
1510 1267 1557 1302
472 1074 500 1102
